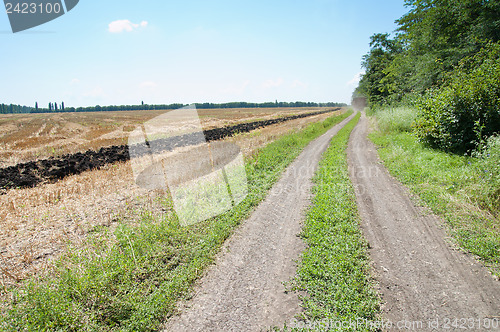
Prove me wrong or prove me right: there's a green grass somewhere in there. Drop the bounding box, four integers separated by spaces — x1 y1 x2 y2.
370 108 500 276
284 113 380 331
0 111 352 332
373 107 417 134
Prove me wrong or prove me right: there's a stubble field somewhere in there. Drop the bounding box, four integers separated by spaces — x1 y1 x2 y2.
0 108 332 168
0 107 341 288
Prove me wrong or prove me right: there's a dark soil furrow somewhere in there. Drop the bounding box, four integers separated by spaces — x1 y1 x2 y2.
0 109 339 191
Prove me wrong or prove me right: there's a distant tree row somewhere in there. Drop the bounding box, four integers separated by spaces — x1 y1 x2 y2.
0 104 33 114
46 102 65 112
1 101 347 115
195 101 346 109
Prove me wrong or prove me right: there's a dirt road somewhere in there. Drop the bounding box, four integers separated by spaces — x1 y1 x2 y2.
164 113 356 331
348 113 500 329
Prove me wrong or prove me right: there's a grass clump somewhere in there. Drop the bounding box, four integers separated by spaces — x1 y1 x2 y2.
288 113 380 331
369 107 500 275
374 107 417 134
0 111 351 332
474 135 500 214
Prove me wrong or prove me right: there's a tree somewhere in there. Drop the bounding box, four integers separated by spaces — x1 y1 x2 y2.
61 102 65 111
357 33 402 105
357 0 500 105
55 102 58 111
390 0 500 95
49 103 52 111
35 102 38 111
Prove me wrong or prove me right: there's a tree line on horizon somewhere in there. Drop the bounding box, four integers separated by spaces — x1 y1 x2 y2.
0 101 347 115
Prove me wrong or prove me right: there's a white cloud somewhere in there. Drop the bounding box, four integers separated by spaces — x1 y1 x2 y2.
262 78 284 89
70 78 80 85
108 20 148 33
347 71 364 86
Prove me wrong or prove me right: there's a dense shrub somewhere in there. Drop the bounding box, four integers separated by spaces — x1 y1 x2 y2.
415 42 500 154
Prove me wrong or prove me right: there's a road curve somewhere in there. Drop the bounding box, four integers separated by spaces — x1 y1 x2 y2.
348 112 500 330
164 113 357 331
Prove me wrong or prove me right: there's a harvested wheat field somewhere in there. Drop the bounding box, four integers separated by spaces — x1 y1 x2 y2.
0 107 341 290
0 108 331 168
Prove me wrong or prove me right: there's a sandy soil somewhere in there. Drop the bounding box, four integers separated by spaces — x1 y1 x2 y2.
348 112 500 330
164 114 356 331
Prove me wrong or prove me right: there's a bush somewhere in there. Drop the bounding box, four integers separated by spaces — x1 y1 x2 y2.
415 42 500 154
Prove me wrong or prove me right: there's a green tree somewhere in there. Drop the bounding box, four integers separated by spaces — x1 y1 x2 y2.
357 33 402 105
388 0 500 96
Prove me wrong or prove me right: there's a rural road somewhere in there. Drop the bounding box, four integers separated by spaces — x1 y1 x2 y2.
348 112 500 330
164 113 357 331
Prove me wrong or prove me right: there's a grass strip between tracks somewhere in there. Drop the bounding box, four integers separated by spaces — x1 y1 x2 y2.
1 111 352 331
285 113 380 331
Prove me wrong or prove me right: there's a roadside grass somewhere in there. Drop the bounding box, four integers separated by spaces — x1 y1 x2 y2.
0 111 352 331
285 113 380 331
373 107 417 134
369 107 500 276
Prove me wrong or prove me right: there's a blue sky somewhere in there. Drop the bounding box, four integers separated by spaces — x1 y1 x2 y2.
0 0 408 107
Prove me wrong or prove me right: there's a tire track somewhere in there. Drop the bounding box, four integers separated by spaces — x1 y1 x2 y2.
347 112 500 330
164 113 357 332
